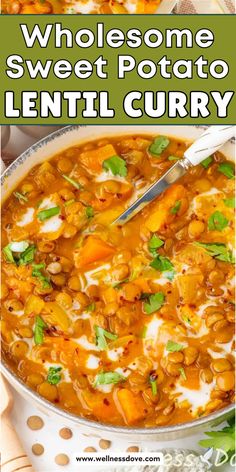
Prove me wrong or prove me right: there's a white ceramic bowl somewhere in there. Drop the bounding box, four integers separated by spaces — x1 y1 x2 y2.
1 125 234 441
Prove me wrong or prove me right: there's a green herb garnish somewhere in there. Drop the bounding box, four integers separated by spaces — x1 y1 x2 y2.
86 302 96 312
149 136 170 156
37 206 60 221
224 198 235 208
168 156 180 161
62 174 81 189
208 211 228 232
18 245 36 265
34 315 47 345
201 156 213 169
103 156 127 177
86 206 94 218
47 366 62 385
179 367 187 380
95 325 118 351
195 242 235 263
140 326 147 339
199 417 235 462
218 162 235 179
148 234 164 255
150 255 175 280
149 374 158 396
3 242 35 265
64 199 75 207
182 314 191 325
170 200 181 215
166 340 184 352
2 245 15 263
94 371 125 387
143 292 165 315
113 278 129 289
32 263 51 288
13 191 28 202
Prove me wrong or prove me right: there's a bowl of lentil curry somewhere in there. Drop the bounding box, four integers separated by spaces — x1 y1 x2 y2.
1 125 235 440
1 0 177 15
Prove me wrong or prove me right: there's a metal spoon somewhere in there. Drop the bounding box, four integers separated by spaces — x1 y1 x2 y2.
113 126 235 226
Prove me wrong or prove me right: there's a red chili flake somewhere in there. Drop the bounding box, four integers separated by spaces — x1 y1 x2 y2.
149 372 157 382
59 215 65 220
103 398 110 406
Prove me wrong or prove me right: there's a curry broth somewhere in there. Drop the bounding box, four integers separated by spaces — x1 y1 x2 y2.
1 134 235 427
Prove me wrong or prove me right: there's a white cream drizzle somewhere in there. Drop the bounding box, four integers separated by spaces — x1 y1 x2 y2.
86 354 100 370
174 380 214 413
16 208 34 227
107 347 124 362
73 335 100 351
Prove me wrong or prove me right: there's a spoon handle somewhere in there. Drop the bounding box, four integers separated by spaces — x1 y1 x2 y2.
184 125 235 166
1 415 35 472
0 375 35 472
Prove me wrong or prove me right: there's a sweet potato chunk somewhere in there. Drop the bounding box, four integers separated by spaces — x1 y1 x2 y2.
76 236 115 268
145 184 186 232
117 388 146 425
79 144 117 173
177 274 204 304
43 302 70 331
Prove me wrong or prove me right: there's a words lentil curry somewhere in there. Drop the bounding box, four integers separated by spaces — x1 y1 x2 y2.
1 134 235 427
1 0 161 14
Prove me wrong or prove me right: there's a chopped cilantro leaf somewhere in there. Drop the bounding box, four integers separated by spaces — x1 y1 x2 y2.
201 156 213 169
32 263 51 288
149 136 170 156
86 206 94 218
95 325 118 351
224 198 235 208
103 156 127 177
166 340 184 352
218 162 234 179
34 315 47 345
2 245 15 263
170 200 181 215
47 366 62 385
208 211 228 231
195 242 235 263
150 254 174 274
148 234 164 255
143 292 165 315
94 371 125 386
199 418 235 461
